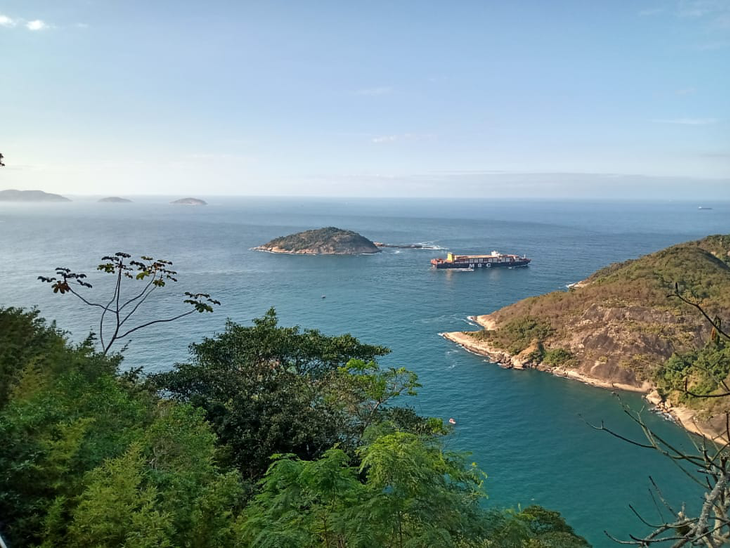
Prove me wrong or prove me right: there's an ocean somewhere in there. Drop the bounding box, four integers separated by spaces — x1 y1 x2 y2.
1 197 728 546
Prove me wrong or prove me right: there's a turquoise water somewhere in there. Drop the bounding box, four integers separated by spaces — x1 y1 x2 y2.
1 197 729 546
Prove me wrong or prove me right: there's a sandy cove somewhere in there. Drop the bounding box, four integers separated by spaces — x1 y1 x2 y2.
443 315 728 444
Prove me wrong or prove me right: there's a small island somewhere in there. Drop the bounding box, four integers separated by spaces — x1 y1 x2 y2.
171 197 207 206
0 189 71 202
254 227 381 255
98 196 133 203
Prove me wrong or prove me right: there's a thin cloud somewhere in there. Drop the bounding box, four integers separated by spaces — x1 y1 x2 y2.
673 0 730 46
371 133 435 143
678 0 725 18
26 20 48 31
0 14 16 27
676 87 697 95
0 14 53 31
356 86 393 96
653 117 718 125
677 0 730 27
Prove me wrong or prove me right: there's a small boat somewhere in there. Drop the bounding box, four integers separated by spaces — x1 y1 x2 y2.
448 418 457 425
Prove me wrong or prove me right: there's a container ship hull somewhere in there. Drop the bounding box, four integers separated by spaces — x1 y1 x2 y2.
431 252 530 270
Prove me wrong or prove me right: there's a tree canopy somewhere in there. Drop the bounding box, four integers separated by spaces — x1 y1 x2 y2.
0 306 589 547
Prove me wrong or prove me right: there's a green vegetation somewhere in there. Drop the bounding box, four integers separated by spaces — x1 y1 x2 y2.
542 347 575 367
0 306 589 547
471 317 553 355
257 227 380 254
656 338 730 407
149 310 403 478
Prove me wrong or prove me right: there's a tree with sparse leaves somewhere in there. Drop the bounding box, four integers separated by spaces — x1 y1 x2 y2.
38 252 219 355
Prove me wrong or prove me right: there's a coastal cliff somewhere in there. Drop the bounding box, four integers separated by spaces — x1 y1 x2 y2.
254 227 381 255
444 235 730 439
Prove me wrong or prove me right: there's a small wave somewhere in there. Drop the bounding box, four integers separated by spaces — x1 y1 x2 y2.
650 408 677 423
416 241 447 250
416 313 470 325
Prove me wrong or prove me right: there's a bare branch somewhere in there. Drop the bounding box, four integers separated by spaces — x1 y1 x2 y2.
117 310 195 340
119 285 157 327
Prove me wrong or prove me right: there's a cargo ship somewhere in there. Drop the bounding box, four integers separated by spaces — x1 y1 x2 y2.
431 251 530 270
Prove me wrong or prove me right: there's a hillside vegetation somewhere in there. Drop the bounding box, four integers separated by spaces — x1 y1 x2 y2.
465 235 730 414
255 226 381 255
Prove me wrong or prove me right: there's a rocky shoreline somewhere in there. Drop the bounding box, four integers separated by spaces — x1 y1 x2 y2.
252 246 379 255
443 315 727 443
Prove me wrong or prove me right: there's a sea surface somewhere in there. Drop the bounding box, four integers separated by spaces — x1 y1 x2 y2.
1 197 729 546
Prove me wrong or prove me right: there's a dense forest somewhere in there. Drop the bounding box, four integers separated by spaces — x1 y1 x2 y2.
0 306 589 547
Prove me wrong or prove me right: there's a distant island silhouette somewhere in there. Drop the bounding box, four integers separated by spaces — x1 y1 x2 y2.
171 197 207 206
99 196 133 203
0 189 70 202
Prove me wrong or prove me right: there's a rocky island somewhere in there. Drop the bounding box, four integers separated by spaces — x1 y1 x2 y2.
254 227 381 255
0 189 71 202
99 196 132 203
444 235 730 439
171 197 207 206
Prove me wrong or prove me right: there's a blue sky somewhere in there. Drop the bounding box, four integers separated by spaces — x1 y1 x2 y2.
1 0 728 198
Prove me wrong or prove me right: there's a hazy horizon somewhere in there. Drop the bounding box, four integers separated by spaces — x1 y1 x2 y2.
3 173 729 201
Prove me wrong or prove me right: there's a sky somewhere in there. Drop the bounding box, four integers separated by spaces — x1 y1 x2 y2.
0 0 729 199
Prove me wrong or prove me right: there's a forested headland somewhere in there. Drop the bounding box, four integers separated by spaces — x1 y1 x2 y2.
445 235 730 438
